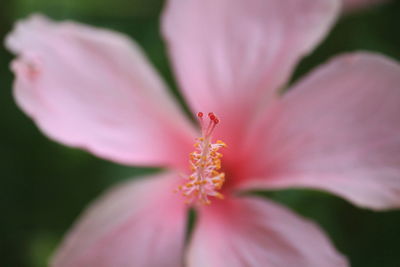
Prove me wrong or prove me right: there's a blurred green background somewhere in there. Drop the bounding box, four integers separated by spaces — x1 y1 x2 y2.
1 0 400 266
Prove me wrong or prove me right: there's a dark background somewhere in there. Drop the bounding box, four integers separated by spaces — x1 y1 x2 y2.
1 0 400 266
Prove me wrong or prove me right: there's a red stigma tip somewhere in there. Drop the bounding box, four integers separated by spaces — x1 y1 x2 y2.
199 111 220 137
208 113 216 121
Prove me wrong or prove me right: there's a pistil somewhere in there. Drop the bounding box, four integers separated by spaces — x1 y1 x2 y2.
176 112 226 205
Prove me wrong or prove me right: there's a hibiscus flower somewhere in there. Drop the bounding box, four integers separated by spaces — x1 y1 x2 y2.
5 0 400 266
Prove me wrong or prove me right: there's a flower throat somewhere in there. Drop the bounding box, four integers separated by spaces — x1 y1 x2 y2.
176 112 226 205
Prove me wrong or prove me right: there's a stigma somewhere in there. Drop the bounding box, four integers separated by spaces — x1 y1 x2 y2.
177 112 226 205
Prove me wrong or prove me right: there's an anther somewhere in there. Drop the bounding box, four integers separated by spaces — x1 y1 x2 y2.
176 111 226 205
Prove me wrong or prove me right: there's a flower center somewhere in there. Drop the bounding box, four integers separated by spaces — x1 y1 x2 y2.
177 112 226 205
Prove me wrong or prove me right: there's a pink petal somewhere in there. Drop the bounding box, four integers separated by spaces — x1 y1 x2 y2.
342 0 389 12
241 52 400 210
162 0 339 145
187 197 348 267
5 15 196 168
51 172 187 267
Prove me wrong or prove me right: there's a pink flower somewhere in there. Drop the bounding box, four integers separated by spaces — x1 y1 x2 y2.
5 0 400 266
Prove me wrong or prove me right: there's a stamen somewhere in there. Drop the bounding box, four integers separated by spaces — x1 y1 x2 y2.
176 112 226 205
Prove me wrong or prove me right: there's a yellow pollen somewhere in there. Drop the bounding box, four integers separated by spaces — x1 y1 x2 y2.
176 112 227 205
